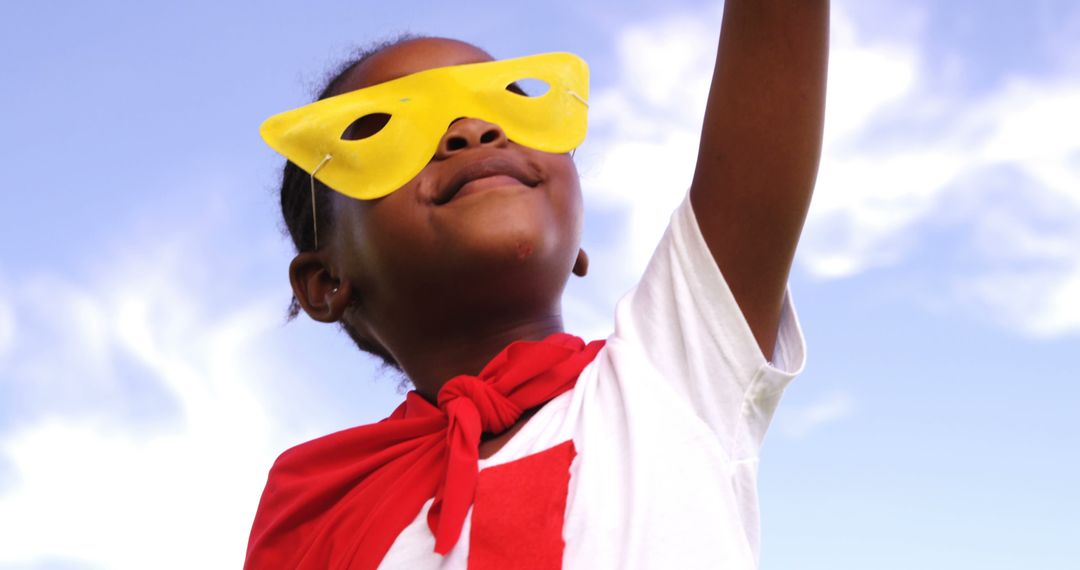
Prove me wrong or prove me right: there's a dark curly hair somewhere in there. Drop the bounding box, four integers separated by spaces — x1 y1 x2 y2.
278 34 428 369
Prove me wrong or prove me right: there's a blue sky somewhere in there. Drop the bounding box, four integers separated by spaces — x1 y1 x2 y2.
2 0 1079 568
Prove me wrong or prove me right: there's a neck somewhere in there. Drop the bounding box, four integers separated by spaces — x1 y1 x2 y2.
393 314 566 402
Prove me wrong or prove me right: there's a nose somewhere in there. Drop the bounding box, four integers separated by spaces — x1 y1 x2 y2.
435 117 508 158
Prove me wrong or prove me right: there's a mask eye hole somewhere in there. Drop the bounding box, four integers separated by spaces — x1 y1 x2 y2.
341 113 391 141
506 78 550 97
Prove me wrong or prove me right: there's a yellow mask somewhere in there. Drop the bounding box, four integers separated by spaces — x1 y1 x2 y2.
260 52 589 200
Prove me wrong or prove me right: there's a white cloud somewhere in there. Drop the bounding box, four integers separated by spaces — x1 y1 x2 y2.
800 7 939 278
579 2 930 279
578 2 939 281
958 178 1080 337
0 225 298 569
822 9 920 146
810 50 1080 336
580 1 1080 337
577 7 721 278
776 391 856 439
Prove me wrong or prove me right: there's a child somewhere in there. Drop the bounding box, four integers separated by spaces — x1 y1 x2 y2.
246 1 829 568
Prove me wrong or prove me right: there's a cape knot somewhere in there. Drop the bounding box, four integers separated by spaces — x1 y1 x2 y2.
438 375 523 435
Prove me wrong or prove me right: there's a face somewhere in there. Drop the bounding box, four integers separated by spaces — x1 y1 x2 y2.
308 38 584 357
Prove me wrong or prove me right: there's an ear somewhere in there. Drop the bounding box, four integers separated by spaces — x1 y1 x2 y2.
572 248 589 277
289 251 353 323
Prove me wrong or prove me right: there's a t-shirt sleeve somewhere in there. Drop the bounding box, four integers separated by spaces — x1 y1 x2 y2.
610 193 806 457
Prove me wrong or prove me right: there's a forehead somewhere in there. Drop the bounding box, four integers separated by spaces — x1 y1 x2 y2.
337 38 495 94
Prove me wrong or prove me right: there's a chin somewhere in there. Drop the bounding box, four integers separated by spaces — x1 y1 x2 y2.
444 189 566 255
451 215 575 299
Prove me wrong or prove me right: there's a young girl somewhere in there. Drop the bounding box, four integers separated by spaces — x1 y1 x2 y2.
246 2 829 568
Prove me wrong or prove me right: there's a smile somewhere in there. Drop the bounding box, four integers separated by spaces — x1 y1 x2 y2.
436 155 541 205
453 175 529 200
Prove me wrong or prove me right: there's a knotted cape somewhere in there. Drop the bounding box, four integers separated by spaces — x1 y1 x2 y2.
244 333 605 569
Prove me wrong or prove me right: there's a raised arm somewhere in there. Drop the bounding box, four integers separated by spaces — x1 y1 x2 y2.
690 0 830 359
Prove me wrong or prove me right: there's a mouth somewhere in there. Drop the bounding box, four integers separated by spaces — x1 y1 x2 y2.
435 155 541 205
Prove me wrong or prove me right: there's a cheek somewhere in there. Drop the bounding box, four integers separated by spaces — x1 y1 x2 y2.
331 191 433 281
547 155 584 235
359 197 435 267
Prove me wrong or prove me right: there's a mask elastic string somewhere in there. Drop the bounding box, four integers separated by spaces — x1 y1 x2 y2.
567 90 589 108
309 154 333 250
567 90 587 160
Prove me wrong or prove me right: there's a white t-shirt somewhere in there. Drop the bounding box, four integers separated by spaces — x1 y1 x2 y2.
381 195 806 569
